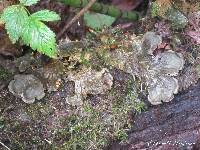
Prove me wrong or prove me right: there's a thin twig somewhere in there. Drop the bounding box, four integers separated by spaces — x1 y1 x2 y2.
57 0 97 40
0 141 11 150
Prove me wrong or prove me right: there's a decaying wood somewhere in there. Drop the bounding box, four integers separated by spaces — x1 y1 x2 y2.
107 81 200 150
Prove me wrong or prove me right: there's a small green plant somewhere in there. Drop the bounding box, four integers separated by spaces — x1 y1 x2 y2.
1 0 60 58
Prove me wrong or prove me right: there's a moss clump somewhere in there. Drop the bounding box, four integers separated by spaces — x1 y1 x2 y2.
0 66 11 80
25 102 53 120
53 78 146 150
59 106 108 150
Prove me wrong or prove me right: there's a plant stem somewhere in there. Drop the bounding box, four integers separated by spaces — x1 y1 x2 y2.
57 0 97 39
57 0 140 21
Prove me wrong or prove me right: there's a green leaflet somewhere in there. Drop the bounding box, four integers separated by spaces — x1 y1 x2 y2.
1 5 29 43
84 12 115 30
19 0 40 6
1 0 60 58
31 10 61 22
22 17 57 58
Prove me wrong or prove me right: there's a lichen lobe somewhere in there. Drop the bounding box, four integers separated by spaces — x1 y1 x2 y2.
8 74 45 103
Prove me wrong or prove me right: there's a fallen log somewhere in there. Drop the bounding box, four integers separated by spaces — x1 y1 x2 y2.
107 82 200 150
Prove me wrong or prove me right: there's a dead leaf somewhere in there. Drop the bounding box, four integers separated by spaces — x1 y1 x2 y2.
173 0 199 13
186 31 200 44
111 0 143 11
0 0 17 13
185 12 200 44
154 0 172 17
155 21 171 38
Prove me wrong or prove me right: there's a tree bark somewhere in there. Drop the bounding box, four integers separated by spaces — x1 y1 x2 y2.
107 82 200 150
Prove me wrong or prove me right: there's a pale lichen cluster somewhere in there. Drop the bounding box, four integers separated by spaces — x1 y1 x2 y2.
8 74 45 103
95 31 185 105
65 67 113 106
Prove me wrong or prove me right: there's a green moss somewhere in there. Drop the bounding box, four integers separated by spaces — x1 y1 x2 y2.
0 28 149 150
114 129 128 142
12 140 24 150
0 66 11 80
125 80 147 113
54 78 146 150
59 105 109 150
25 102 53 120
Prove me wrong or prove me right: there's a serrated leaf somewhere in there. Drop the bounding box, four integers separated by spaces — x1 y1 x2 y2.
84 12 116 30
1 5 29 43
31 10 60 22
22 17 57 58
19 0 40 6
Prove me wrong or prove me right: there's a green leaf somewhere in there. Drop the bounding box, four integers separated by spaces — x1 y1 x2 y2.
22 17 57 58
1 5 29 43
151 2 159 17
31 10 60 22
19 0 40 6
2 2 58 58
84 12 115 30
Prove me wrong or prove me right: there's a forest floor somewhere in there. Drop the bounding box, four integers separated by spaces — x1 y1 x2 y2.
0 0 200 150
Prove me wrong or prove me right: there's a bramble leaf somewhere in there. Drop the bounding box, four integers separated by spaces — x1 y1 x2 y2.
31 10 61 22
1 1 58 58
84 12 115 30
22 17 57 58
1 5 29 43
19 0 40 6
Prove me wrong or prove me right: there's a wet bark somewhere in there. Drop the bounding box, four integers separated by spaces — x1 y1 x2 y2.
107 82 200 150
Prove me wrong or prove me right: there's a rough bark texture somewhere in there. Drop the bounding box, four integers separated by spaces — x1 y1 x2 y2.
107 82 200 150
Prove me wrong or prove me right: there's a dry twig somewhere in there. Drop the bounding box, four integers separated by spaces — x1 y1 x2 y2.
0 141 11 150
57 0 97 40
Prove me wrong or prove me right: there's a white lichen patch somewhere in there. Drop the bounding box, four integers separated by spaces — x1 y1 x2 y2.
142 32 162 55
65 67 113 106
151 50 184 76
15 54 35 72
94 31 185 105
148 76 179 105
146 50 184 105
8 74 45 103
130 32 185 105
106 50 142 77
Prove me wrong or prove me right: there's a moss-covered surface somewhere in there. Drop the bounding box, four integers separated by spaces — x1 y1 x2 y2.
1 24 199 149
0 66 11 80
0 28 147 150
0 72 146 149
